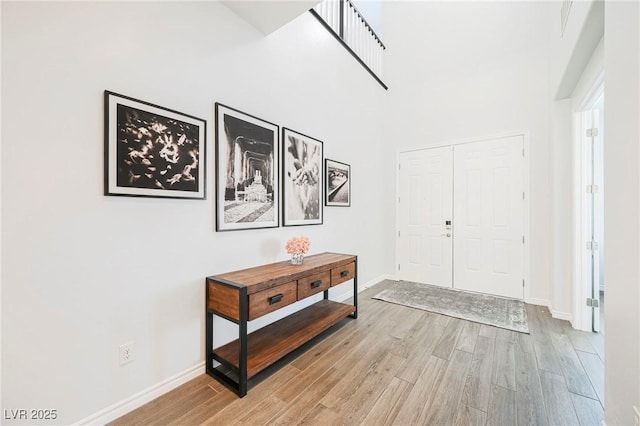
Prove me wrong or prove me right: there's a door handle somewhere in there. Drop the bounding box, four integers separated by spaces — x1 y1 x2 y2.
441 233 451 237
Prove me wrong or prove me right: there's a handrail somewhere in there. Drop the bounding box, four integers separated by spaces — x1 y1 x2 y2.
311 0 387 90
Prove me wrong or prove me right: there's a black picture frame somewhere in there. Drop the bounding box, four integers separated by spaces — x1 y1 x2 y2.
104 91 206 199
325 159 351 207
215 103 279 231
282 127 323 226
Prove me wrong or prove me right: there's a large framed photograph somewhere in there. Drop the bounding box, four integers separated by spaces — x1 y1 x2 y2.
104 91 206 199
215 103 279 231
325 159 351 207
282 128 323 226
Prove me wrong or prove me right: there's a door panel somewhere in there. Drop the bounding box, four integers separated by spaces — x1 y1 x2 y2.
398 147 453 287
453 136 524 299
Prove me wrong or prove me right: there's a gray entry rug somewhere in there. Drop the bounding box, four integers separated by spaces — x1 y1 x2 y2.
373 281 529 333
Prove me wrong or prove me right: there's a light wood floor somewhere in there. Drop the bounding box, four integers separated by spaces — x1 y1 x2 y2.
111 280 605 426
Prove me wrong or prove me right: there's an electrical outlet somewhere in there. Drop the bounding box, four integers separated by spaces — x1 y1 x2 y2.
119 342 135 366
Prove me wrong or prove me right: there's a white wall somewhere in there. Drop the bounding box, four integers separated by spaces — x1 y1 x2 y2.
603 1 640 424
384 1 553 304
550 97 573 319
1 1 393 423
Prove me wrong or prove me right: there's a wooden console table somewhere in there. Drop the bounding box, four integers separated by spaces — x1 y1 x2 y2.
205 252 358 397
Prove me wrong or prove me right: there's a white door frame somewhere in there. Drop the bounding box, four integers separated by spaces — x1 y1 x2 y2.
572 76 604 332
395 130 531 301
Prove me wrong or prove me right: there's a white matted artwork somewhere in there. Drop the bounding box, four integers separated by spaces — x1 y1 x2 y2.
325 159 351 207
215 103 279 231
104 91 206 199
282 127 323 226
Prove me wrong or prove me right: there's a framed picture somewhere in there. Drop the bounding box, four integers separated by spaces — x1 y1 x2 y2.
104 91 206 199
325 159 351 207
282 128 323 226
215 103 279 231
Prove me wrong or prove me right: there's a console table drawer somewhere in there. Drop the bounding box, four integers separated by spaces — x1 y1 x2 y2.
331 262 356 286
249 281 297 320
297 271 331 299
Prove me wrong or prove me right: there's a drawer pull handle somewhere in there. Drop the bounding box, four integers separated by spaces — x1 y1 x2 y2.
340 270 349 277
269 294 284 305
311 280 322 289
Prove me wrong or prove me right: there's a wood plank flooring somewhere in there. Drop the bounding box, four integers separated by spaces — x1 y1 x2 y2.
111 280 605 426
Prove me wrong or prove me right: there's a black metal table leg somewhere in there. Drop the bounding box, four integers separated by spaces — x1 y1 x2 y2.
206 313 213 374
352 257 358 319
205 282 214 374
238 286 248 397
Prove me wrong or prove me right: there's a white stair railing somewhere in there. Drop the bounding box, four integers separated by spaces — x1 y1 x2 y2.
311 0 387 89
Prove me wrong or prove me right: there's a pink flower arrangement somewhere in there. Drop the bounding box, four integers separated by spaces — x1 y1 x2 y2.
285 236 310 255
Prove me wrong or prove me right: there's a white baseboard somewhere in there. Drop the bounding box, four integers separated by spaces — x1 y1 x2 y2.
524 298 572 322
75 362 205 425
334 274 393 303
524 297 549 306
360 274 394 291
550 309 572 321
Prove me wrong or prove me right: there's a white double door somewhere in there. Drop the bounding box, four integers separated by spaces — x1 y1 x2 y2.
398 136 524 299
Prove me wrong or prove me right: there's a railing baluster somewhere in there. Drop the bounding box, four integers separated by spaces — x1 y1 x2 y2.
357 16 362 59
331 0 334 31
343 2 348 43
345 4 350 46
372 33 377 71
325 0 330 30
351 6 356 51
362 20 367 63
367 29 372 70
376 41 381 76
323 0 329 29
352 11 357 55
348 5 353 46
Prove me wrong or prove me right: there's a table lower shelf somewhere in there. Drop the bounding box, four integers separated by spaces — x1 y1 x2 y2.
212 299 355 378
